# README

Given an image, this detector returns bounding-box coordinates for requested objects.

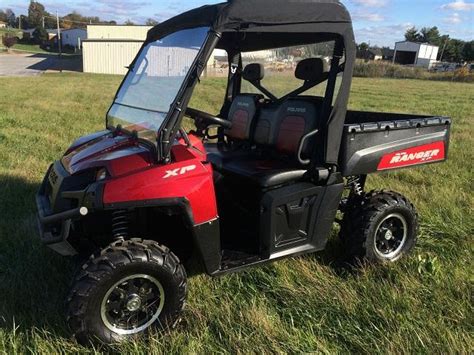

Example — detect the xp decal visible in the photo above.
[163,165,197,179]
[378,141,446,171]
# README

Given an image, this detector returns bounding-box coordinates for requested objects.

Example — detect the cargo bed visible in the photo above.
[339,111,451,176]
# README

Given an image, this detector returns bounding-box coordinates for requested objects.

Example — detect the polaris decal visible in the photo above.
[163,165,197,179]
[377,142,445,170]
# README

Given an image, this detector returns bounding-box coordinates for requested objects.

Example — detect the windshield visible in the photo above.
[107,27,209,140]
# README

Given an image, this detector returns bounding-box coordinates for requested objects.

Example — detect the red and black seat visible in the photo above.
[222,98,322,187]
[206,64,264,169]
[208,58,328,188]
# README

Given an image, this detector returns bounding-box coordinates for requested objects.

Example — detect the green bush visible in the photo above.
[353,60,474,83]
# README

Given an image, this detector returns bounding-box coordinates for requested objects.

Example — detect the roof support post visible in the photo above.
[313,39,343,167]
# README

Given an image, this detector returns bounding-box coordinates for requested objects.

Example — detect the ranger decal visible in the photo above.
[378,142,446,170]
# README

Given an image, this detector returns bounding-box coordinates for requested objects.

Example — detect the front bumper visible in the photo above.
[36,162,103,256]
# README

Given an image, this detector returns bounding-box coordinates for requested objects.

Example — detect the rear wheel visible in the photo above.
[67,239,187,344]
[340,191,418,263]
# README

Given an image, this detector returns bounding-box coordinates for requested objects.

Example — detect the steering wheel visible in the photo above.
[185,108,233,130]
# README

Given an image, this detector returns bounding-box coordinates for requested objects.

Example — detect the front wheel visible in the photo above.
[340,191,419,263]
[67,239,187,344]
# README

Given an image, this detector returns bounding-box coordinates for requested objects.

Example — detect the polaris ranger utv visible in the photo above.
[36,0,451,344]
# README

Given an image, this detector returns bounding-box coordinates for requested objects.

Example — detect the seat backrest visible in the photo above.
[254,99,320,155]
[225,94,262,141]
[253,103,280,146]
[253,58,326,157]
[273,99,320,156]
[225,63,265,141]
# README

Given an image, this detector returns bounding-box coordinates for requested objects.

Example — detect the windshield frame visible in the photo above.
[105,27,214,144]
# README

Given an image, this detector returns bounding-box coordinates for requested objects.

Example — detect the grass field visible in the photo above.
[0,74,472,353]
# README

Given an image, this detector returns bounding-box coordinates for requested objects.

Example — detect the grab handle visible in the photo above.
[297,129,319,165]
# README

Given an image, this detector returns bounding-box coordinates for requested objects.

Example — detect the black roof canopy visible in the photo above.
[147,0,353,49]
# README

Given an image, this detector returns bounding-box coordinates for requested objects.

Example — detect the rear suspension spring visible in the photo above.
[347,176,364,196]
[112,210,129,241]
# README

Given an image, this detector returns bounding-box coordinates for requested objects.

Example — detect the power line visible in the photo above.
[43,14,112,25]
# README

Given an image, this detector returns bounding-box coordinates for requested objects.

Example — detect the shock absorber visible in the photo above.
[347,176,364,196]
[111,210,129,241]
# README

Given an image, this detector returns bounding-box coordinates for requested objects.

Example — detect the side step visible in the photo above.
[220,250,261,271]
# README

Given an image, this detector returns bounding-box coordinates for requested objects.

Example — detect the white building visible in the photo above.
[393,41,439,69]
[61,28,87,49]
[83,25,152,75]
[83,25,218,75]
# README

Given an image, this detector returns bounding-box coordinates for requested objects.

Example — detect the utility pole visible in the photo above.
[440,36,450,62]
[18,15,21,30]
[56,11,62,59]
[42,16,45,28]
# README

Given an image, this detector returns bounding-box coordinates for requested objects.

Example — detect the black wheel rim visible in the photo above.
[100,274,165,335]
[374,213,408,259]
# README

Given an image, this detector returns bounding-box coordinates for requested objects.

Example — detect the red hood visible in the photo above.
[62,131,154,176]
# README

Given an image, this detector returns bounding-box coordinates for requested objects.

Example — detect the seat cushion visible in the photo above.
[222,158,307,188]
[205,143,251,171]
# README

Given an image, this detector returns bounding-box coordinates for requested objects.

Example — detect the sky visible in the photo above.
[1,0,473,47]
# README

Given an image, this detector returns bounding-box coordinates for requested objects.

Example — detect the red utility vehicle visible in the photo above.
[36,0,451,344]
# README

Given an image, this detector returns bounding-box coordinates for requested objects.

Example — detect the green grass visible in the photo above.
[0,28,22,37]
[0,43,50,54]
[0,74,472,353]
[10,43,50,54]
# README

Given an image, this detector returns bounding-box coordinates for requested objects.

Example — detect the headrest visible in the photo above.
[295,58,328,82]
[243,63,265,82]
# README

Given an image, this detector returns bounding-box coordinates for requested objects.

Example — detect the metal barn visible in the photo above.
[82,25,152,75]
[393,41,439,69]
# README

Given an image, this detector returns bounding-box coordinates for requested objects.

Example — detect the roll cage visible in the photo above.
[110,0,356,168]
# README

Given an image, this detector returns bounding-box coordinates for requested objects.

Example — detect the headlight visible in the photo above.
[96,168,108,181]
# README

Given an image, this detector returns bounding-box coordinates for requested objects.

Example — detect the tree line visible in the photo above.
[0,1,159,30]
[404,26,473,63]
[353,26,472,64]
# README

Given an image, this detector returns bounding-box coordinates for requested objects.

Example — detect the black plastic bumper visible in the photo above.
[36,163,86,256]
[36,165,77,256]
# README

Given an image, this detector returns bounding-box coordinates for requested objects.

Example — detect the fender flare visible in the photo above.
[103,198,222,274]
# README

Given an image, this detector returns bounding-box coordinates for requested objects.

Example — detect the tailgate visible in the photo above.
[339,112,451,176]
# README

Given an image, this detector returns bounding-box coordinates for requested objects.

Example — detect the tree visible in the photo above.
[2,35,17,52]
[43,13,56,28]
[28,1,46,28]
[145,18,159,26]
[358,42,369,51]
[405,27,421,42]
[5,9,16,27]
[420,26,441,46]
[462,41,474,62]
[0,10,8,23]
[124,19,135,26]
[33,26,48,44]
[443,39,465,63]
[61,11,83,29]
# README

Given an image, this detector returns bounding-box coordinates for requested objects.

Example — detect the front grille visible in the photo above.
[46,162,95,213]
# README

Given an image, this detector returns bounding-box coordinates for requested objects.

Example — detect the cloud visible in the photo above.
[93,0,151,17]
[353,11,385,22]
[354,22,413,46]
[351,0,389,8]
[441,0,474,11]
[443,12,463,23]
